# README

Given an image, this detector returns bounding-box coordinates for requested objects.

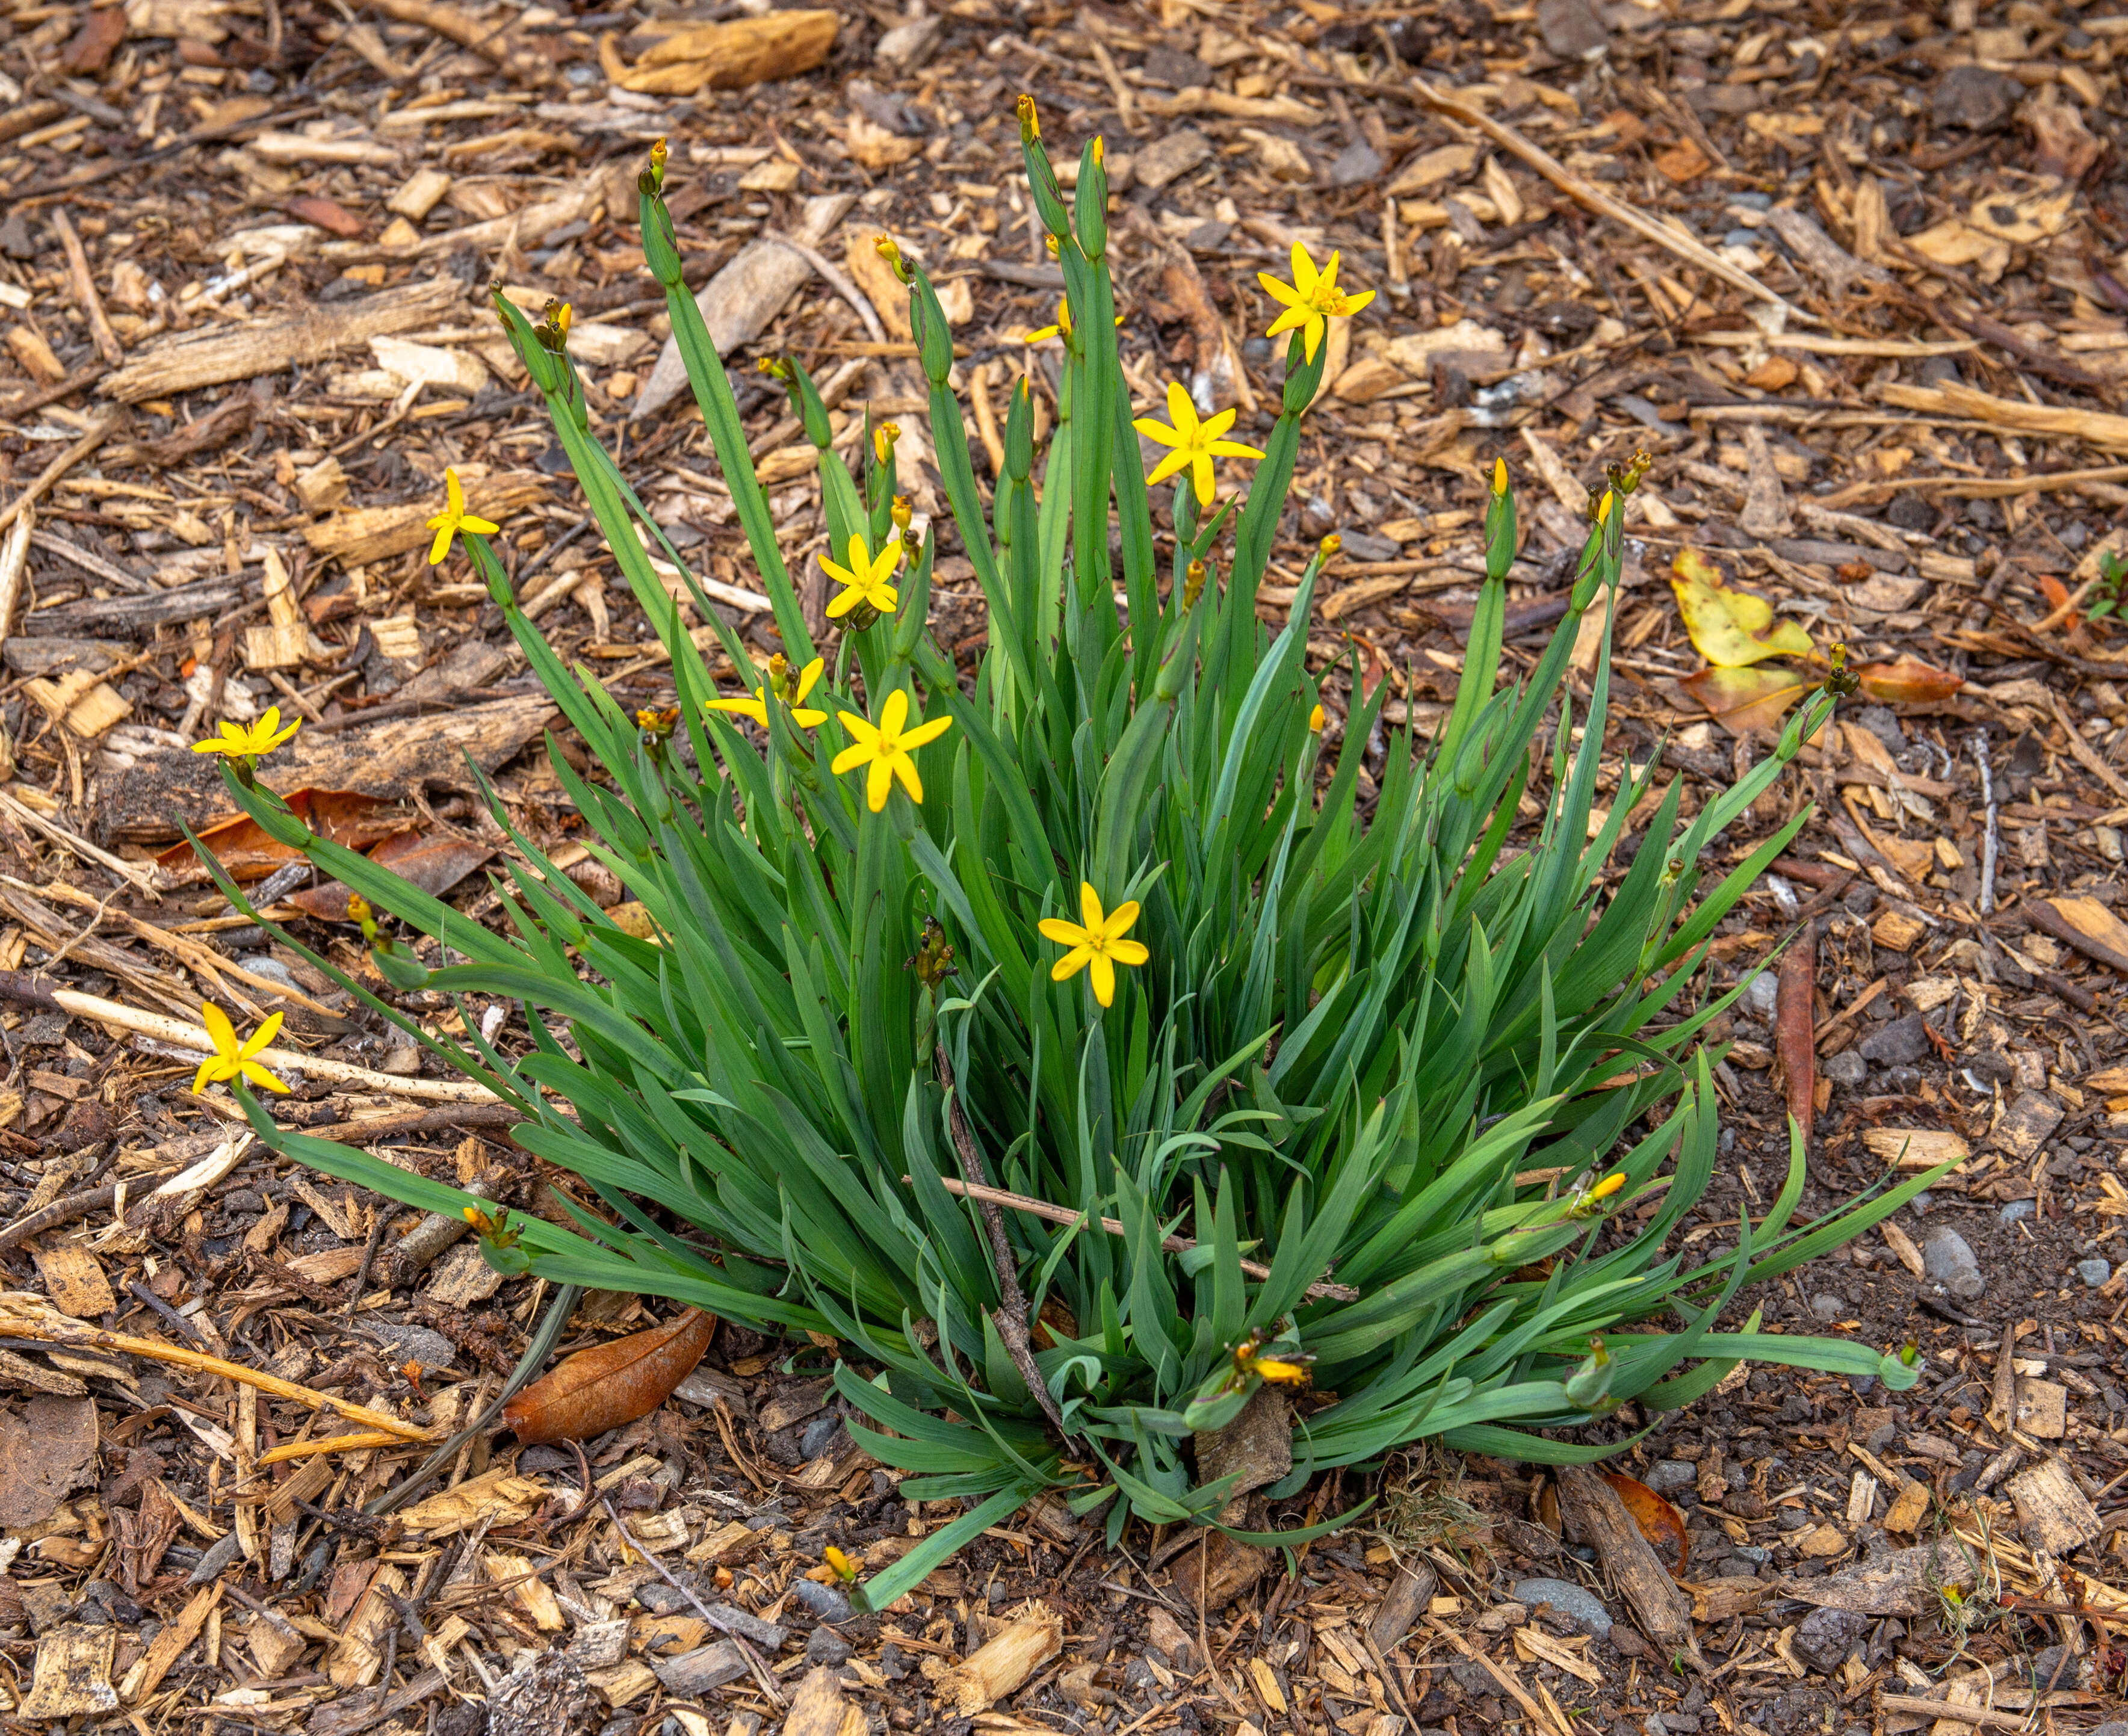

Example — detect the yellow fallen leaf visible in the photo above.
[1671,549,1814,667]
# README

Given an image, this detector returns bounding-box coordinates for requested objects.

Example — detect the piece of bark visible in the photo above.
[939,1603,1063,1716]
[2004,1457,2102,1555]
[25,573,247,638]
[302,472,548,565]
[1196,1385,1292,1507]
[95,694,557,844]
[1781,1542,1975,1615]
[605,9,838,94]
[1556,1466,1697,1661]
[104,277,462,403]
[2026,896,2128,975]
[1775,922,1817,1132]
[1737,424,1793,537]
[1369,1557,1439,1654]
[1758,207,1890,298]
[781,1666,867,1736]
[633,194,854,420]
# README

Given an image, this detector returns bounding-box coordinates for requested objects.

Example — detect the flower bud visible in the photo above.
[1092,135,1104,167]
[1183,558,1206,608]
[1016,94,1039,141]
[1308,703,1326,732]
[1492,456,1509,496]
[874,235,910,284]
[1318,533,1341,561]
[873,422,900,465]
[891,495,912,533]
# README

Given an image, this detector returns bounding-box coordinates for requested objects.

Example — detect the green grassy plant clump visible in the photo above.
[206,111,1943,1607]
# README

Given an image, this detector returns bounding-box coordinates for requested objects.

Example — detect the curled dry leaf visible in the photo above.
[503,1308,717,1446]
[1598,1471,1688,1578]
[1775,927,1817,1133]
[161,788,392,880]
[1670,548,1814,668]
[1855,657,1964,704]
[291,830,496,921]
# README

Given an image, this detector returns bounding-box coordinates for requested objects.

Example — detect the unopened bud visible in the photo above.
[891,495,912,533]
[1491,456,1509,496]
[1016,94,1039,141]
[1183,558,1206,608]
[1319,534,1341,561]
[874,423,900,465]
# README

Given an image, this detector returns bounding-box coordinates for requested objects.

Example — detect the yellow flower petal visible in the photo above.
[1107,938,1150,967]
[1078,882,1104,931]
[1088,952,1116,1007]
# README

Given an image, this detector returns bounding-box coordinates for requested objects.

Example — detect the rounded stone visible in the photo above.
[1511,1577,1613,1639]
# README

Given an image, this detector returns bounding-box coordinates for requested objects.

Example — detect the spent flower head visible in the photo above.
[1258,242,1374,365]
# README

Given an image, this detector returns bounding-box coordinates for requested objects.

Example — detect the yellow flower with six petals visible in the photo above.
[425,467,500,566]
[710,655,828,729]
[1039,882,1149,1009]
[1258,242,1375,365]
[822,534,902,620]
[1133,383,1266,508]
[832,688,953,812]
[191,1002,290,1096]
[191,705,300,761]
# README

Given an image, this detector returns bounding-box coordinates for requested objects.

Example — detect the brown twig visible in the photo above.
[917,1173,1362,1303]
[48,205,123,368]
[935,1046,1071,1438]
[0,364,108,421]
[0,1300,436,1441]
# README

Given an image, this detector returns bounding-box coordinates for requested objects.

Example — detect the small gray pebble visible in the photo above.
[805,1625,852,1666]
[1810,1294,1844,1322]
[1822,1051,1868,1088]
[1511,1577,1612,1638]
[790,1578,852,1624]
[1923,1226,1985,1300]
[2077,1258,2112,1288]
[1644,1460,1696,1494]
[2000,1199,2037,1226]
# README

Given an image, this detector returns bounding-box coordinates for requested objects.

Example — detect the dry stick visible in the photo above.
[0,1182,122,1252]
[0,508,31,649]
[2047,688,2128,805]
[1875,1697,2031,1732]
[1407,76,1811,326]
[1973,732,2000,919]
[17,873,341,1017]
[0,410,119,536]
[921,1173,1362,1303]
[0,1304,436,1441]
[0,786,162,896]
[0,975,501,1103]
[0,365,108,421]
[48,205,123,368]
[934,1047,1070,1438]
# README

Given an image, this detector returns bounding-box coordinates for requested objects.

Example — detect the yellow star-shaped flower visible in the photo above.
[425,467,500,566]
[709,655,828,729]
[1258,242,1375,365]
[191,705,301,761]
[821,534,902,620]
[1038,881,1149,1009]
[1133,382,1266,508]
[831,688,953,812]
[191,1001,290,1096]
